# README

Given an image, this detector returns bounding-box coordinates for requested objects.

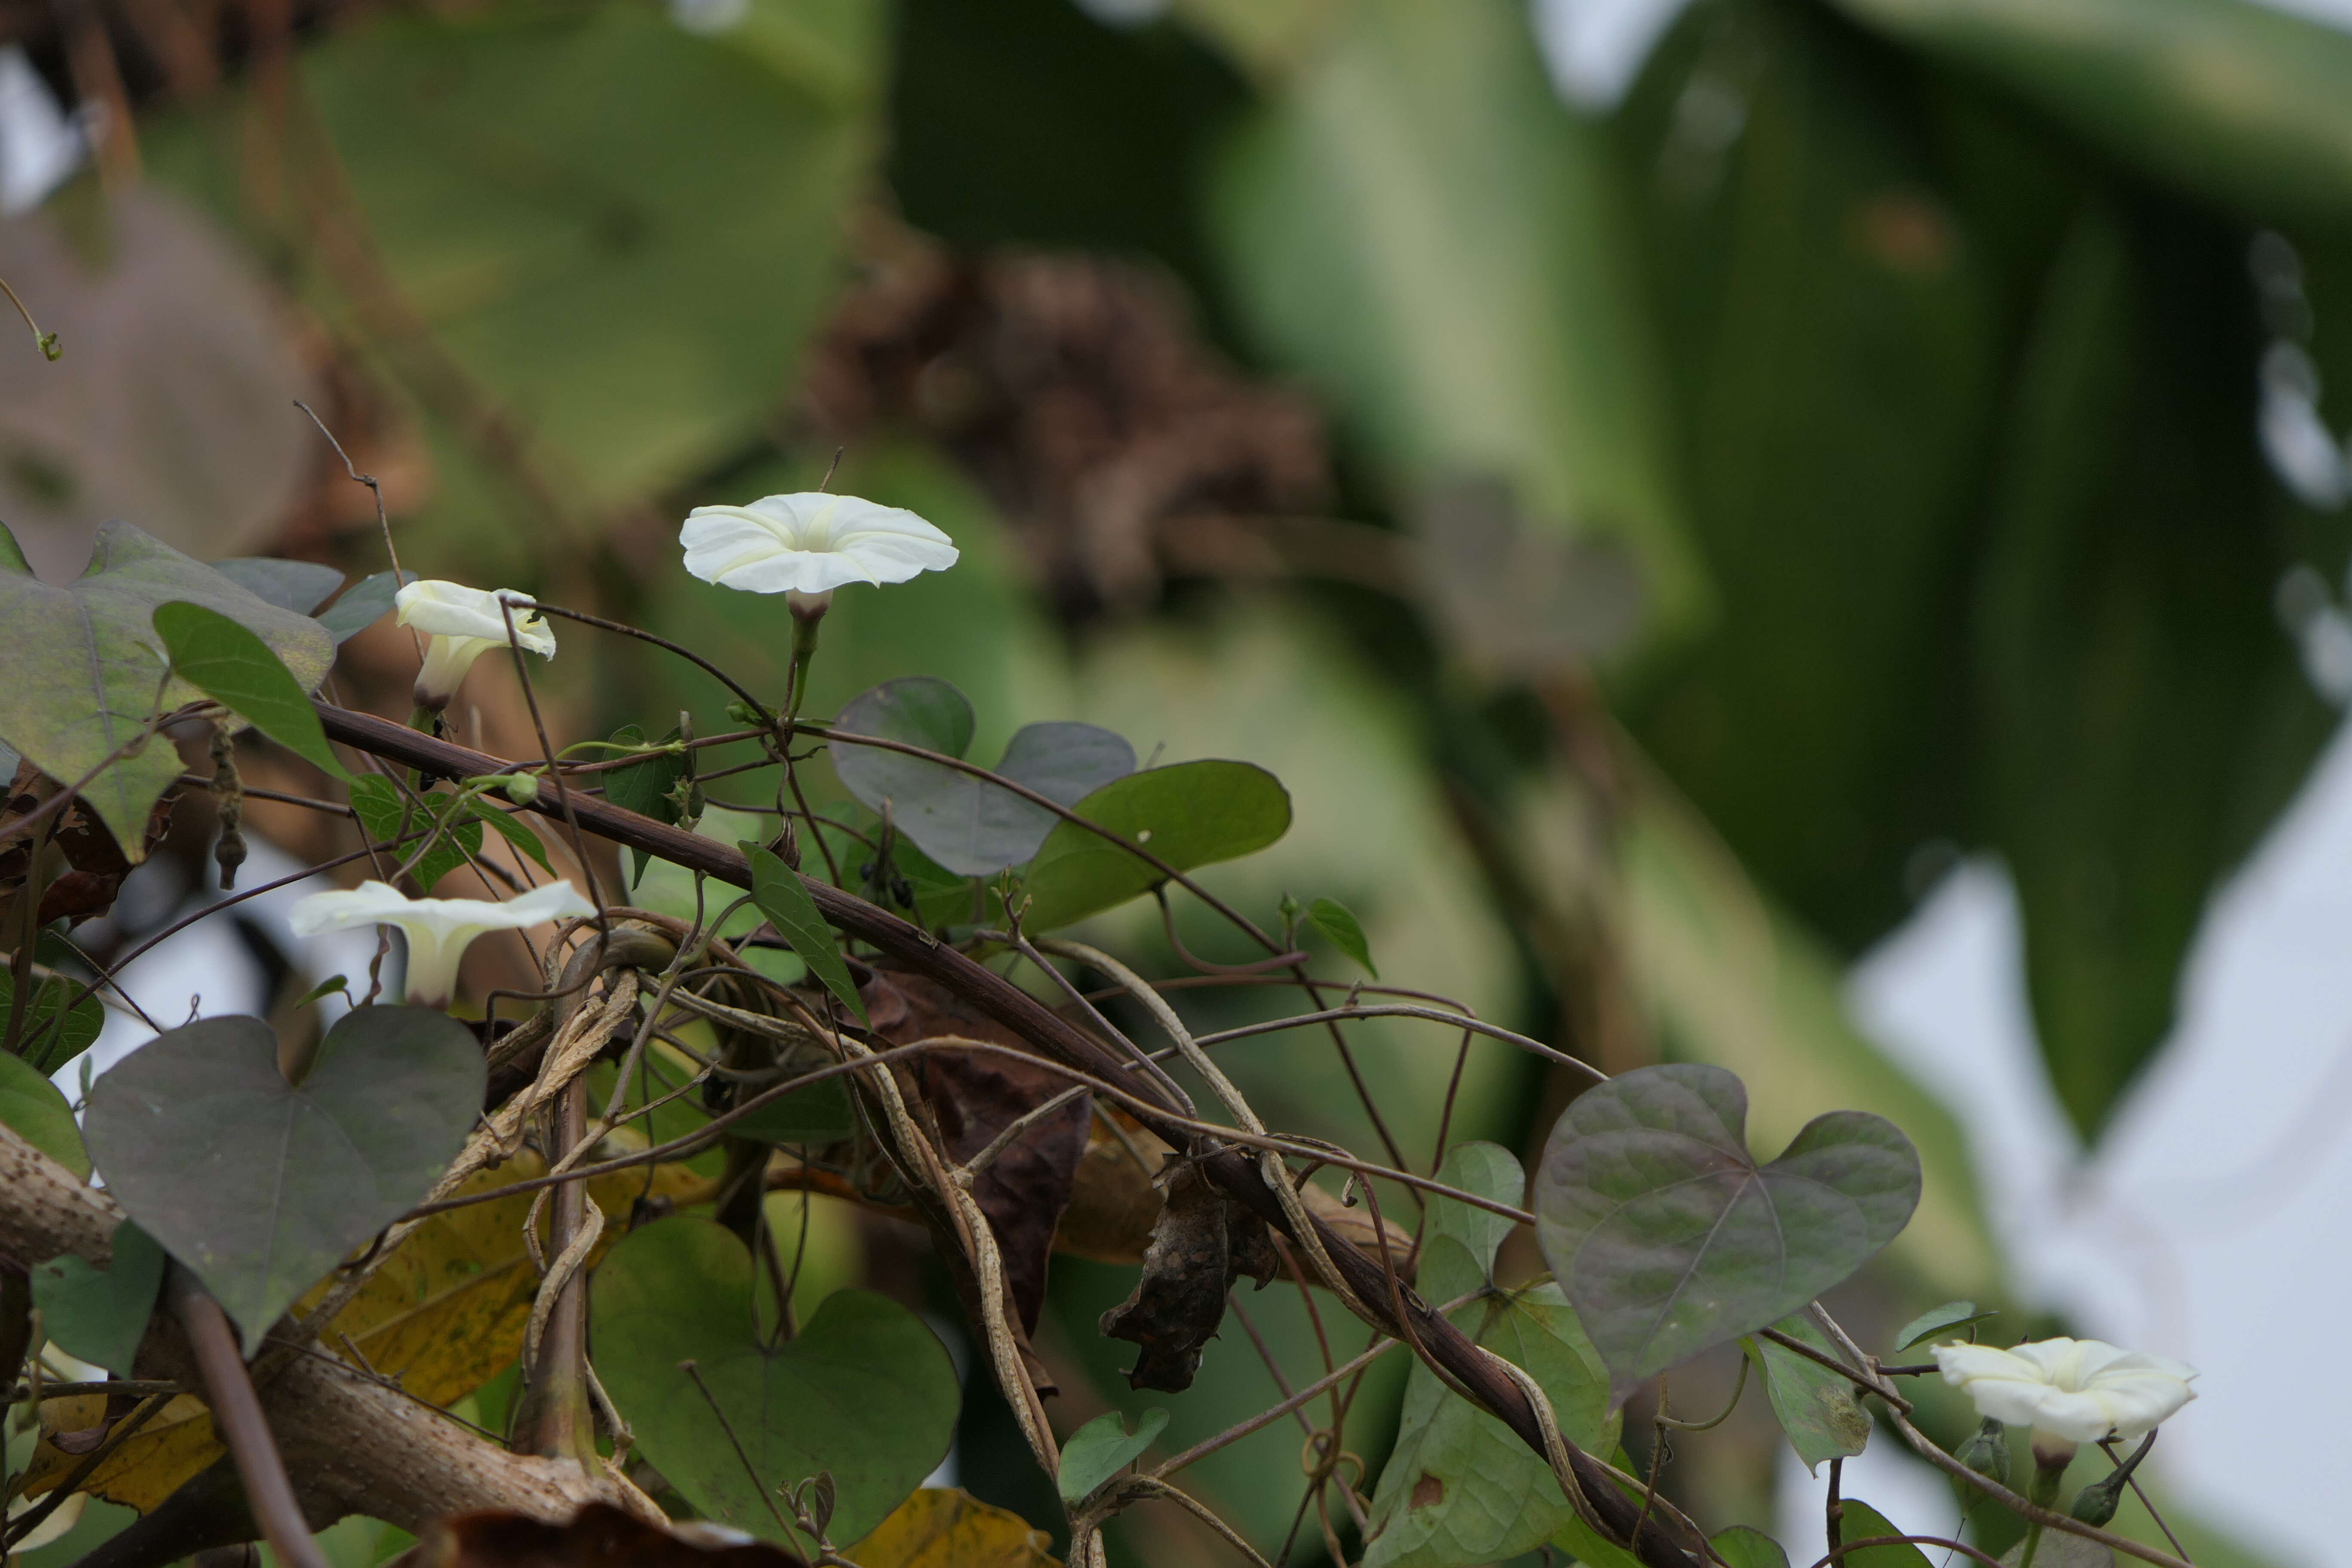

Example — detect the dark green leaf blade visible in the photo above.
[593,1218,959,1550]
[154,600,352,781]
[743,843,867,1026]
[31,1220,167,1375]
[208,558,346,616]
[0,1047,87,1176]
[1742,1314,1870,1473]
[1533,1063,1921,1400]
[466,798,554,875]
[82,1005,483,1347]
[729,1076,858,1147]
[1021,760,1291,932]
[1307,896,1377,977]
[605,725,683,885]
[1840,1501,1932,1566]
[1057,1407,1169,1502]
[1893,1300,1994,1351]
[1362,1143,1614,1568]
[316,570,411,643]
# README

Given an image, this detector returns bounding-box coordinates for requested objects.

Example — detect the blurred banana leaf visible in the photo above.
[1828,0,2352,225]
[1206,0,1703,633]
[148,0,885,521]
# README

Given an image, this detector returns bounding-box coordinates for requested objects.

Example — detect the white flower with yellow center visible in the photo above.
[289,880,594,1007]
[393,579,557,713]
[1934,1336,2196,1461]
[678,493,958,598]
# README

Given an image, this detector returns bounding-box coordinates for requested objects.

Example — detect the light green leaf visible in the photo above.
[348,775,485,895]
[1893,1300,1995,1351]
[0,1047,86,1176]
[1710,1525,1791,1568]
[1363,1143,1614,1568]
[1021,761,1291,932]
[1306,895,1376,976]
[153,600,352,781]
[1839,1501,1932,1566]
[31,1221,166,1375]
[1741,1314,1871,1473]
[1210,0,1697,635]
[1057,1407,1169,1502]
[743,843,867,1026]
[593,1218,959,1551]
[0,520,334,853]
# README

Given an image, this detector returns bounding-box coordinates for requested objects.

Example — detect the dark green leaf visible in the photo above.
[154,600,352,781]
[466,799,553,875]
[1020,761,1291,932]
[1741,1314,1870,1473]
[605,726,683,885]
[832,677,1133,877]
[1533,1063,1921,1399]
[0,520,334,851]
[208,558,346,616]
[31,1221,166,1375]
[592,1218,959,1550]
[1838,1501,1931,1567]
[83,1005,484,1348]
[1057,1406,1169,1502]
[0,1046,86,1176]
[0,968,104,1077]
[1829,0,2352,224]
[1363,1143,1614,1568]
[742,843,867,1026]
[1893,1300,1994,1351]
[316,570,410,643]
[349,775,484,895]
[1208,0,1698,633]
[1710,1526,1791,1568]
[1306,896,1376,977]
[729,1076,859,1147]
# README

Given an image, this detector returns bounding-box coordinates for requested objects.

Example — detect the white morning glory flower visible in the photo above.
[678,493,959,597]
[1934,1337,2197,1456]
[289,879,594,1007]
[394,580,558,713]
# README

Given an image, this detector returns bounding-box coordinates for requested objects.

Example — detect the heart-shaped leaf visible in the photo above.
[1362,1143,1615,1568]
[83,1005,484,1348]
[1057,1407,1169,1502]
[1533,1063,1920,1400]
[0,520,335,852]
[32,1220,167,1375]
[0,1046,86,1176]
[208,558,346,616]
[315,570,412,644]
[831,676,1135,877]
[1741,1313,1869,1473]
[154,600,352,781]
[592,1218,959,1550]
[1020,760,1292,932]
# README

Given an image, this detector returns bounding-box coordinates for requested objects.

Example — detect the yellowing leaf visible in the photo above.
[17,1394,218,1512]
[848,1488,1060,1568]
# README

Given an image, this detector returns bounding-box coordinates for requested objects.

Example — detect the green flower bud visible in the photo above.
[2069,1470,2128,1528]
[1952,1418,2010,1486]
[725,699,768,726]
[504,773,541,805]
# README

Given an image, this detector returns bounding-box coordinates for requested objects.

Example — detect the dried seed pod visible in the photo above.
[209,727,247,891]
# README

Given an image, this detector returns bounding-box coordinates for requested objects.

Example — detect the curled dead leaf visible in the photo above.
[399,1501,808,1568]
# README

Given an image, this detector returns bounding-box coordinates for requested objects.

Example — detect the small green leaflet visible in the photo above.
[1057,1407,1168,1501]
[742,843,867,1026]
[292,974,349,1009]
[1893,1299,1996,1351]
[1741,1313,1870,1472]
[349,774,484,894]
[1307,896,1377,977]
[153,600,351,781]
[1709,1526,1790,1568]
[0,1047,87,1176]
[31,1220,167,1375]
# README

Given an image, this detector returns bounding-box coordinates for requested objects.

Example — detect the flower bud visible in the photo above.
[1953,1418,2010,1487]
[725,699,767,726]
[504,773,541,806]
[2070,1470,2127,1528]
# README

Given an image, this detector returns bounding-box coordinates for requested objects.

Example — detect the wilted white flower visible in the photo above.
[1934,1337,2196,1457]
[678,493,958,597]
[394,579,557,713]
[289,879,594,1007]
